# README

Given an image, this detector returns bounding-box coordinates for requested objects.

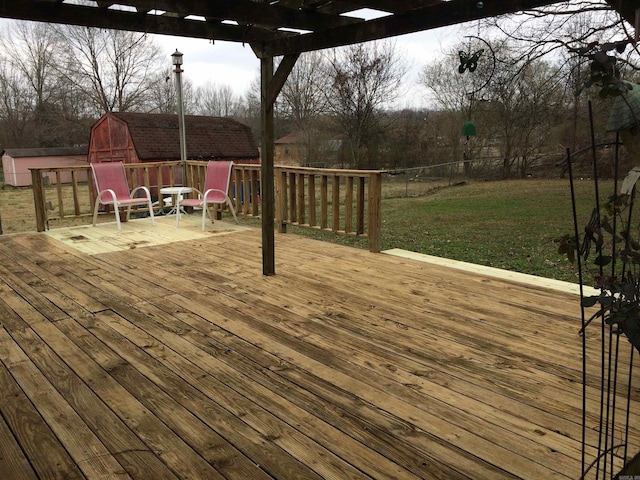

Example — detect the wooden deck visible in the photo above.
[1,217,639,479]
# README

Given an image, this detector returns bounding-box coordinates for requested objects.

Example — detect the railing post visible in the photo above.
[31,169,47,232]
[368,171,382,253]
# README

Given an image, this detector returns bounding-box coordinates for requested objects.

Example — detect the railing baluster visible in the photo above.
[297,173,305,226]
[72,170,81,215]
[308,174,316,227]
[345,176,353,234]
[251,168,260,217]
[357,177,365,235]
[55,171,64,219]
[321,175,328,230]
[276,167,286,233]
[289,172,297,224]
[332,174,340,232]
[242,167,251,215]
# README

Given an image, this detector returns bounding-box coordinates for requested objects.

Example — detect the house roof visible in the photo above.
[275,133,303,145]
[1,146,88,158]
[109,112,259,161]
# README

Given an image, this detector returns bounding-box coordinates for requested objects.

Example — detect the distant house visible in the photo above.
[1,146,89,187]
[275,132,347,168]
[275,133,306,166]
[89,112,259,165]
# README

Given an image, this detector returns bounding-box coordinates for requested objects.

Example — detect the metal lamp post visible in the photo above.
[171,49,187,162]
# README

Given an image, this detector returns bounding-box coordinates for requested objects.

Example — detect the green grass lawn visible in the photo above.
[1,177,615,284]
[280,178,615,284]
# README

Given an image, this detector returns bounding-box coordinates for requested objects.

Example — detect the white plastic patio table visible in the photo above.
[159,186,193,221]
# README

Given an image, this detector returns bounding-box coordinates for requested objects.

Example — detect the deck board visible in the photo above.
[0,219,639,479]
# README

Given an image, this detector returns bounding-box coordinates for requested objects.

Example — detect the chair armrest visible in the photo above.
[203,188,226,202]
[130,185,152,199]
[97,188,118,205]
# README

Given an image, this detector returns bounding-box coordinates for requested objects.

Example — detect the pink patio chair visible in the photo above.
[91,161,155,230]
[177,161,238,230]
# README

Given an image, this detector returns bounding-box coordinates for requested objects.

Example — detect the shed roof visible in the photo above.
[109,112,259,161]
[2,146,88,158]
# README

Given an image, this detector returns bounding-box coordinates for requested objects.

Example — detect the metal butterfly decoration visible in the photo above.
[458,48,485,73]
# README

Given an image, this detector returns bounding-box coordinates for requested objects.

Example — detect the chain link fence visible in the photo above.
[381,155,568,198]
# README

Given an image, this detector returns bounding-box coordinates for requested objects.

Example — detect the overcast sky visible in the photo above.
[153,24,460,109]
[0,14,461,109]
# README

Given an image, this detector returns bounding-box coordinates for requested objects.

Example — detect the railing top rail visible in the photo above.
[185,160,259,166]
[121,160,181,168]
[29,160,182,173]
[276,166,383,176]
[29,165,91,173]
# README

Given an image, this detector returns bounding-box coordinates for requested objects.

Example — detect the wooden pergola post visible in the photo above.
[260,56,276,276]
[258,53,299,276]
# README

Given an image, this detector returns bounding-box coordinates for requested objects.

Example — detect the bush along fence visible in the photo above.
[29,161,383,252]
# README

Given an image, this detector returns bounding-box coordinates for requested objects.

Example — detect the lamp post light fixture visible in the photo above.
[171,49,187,162]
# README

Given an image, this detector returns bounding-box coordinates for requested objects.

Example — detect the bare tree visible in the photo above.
[0,22,60,113]
[194,82,241,117]
[483,1,638,72]
[322,41,406,169]
[0,21,95,147]
[278,52,329,165]
[56,26,165,114]
[0,58,33,147]
[486,2,640,171]
[419,41,484,164]
[490,55,567,177]
[421,39,567,177]
[144,67,177,114]
[143,67,198,116]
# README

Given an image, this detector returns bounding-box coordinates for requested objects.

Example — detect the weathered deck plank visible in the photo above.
[0,221,638,479]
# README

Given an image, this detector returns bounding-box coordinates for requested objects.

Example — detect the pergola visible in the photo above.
[0,0,635,274]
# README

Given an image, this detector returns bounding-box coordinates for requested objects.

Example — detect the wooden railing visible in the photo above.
[30,161,382,252]
[275,166,382,252]
[30,161,184,231]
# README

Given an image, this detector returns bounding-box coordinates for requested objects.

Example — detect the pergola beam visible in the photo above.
[0,1,288,43]
[253,0,564,57]
[605,0,640,28]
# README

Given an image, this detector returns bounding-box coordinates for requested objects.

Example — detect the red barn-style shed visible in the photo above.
[88,112,259,197]
[89,112,259,165]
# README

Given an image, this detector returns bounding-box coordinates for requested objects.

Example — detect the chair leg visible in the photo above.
[92,200,100,227]
[147,197,156,226]
[226,196,238,224]
[201,204,208,231]
[115,205,122,230]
